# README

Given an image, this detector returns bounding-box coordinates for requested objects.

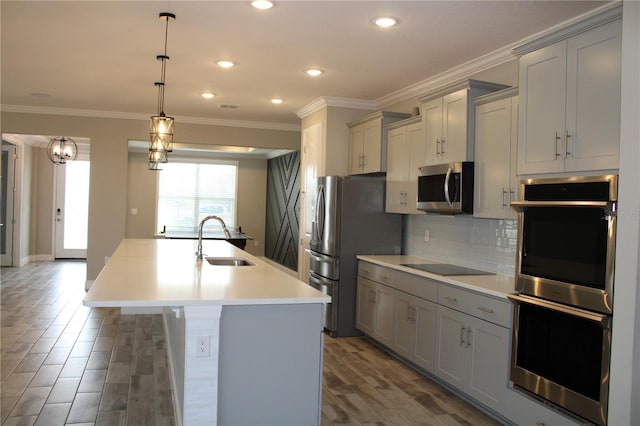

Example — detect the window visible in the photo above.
[157,161,237,233]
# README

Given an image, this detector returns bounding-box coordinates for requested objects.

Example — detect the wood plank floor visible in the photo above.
[1,261,500,425]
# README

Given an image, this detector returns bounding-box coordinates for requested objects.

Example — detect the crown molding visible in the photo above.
[376,47,516,108]
[376,2,620,109]
[0,104,301,132]
[296,96,377,119]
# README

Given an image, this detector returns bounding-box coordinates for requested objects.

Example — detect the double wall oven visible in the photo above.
[508,175,617,426]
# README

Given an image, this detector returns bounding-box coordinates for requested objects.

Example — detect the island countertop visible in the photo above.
[84,238,330,308]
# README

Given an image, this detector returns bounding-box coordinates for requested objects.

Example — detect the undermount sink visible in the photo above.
[205,256,254,266]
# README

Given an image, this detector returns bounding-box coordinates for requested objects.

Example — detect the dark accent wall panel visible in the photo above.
[265,151,300,271]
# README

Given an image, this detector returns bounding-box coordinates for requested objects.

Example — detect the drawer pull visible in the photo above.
[361,270,369,276]
[460,326,465,345]
[477,306,495,314]
[443,295,457,302]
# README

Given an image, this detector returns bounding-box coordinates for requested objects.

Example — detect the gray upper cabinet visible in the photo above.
[419,80,509,167]
[473,88,519,220]
[347,111,411,175]
[515,13,622,175]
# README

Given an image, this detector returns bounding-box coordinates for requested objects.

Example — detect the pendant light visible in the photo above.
[149,12,176,170]
[47,136,78,165]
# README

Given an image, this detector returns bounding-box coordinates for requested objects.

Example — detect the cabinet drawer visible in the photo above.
[395,271,438,302]
[358,261,395,287]
[438,285,511,327]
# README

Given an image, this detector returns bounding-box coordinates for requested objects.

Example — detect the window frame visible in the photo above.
[155,156,239,234]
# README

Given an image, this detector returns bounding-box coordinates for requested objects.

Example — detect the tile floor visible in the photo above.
[1,260,497,426]
[1,261,174,426]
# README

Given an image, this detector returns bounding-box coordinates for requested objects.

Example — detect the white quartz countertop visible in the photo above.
[357,255,516,299]
[84,239,330,308]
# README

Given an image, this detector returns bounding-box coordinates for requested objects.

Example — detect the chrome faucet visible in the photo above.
[196,215,232,259]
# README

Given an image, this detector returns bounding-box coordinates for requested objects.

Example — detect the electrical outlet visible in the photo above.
[424,229,430,242]
[197,335,210,357]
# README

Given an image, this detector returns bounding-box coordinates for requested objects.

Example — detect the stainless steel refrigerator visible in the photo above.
[308,175,402,337]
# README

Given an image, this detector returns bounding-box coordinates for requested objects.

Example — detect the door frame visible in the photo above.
[1,143,17,266]
[52,151,90,259]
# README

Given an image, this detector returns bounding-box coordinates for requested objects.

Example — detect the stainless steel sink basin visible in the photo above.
[205,257,254,266]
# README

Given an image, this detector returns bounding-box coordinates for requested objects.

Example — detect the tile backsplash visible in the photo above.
[404,214,518,276]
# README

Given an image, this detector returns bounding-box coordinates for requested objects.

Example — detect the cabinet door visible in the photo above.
[356,277,375,335]
[518,42,567,174]
[362,119,383,174]
[349,124,364,174]
[412,296,437,372]
[474,97,514,219]
[386,127,408,213]
[435,306,467,389]
[441,89,469,163]
[374,282,395,347]
[393,290,414,358]
[422,98,443,165]
[565,20,621,172]
[406,122,425,214]
[466,316,509,413]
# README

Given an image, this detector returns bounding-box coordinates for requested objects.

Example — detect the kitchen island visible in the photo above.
[84,238,330,426]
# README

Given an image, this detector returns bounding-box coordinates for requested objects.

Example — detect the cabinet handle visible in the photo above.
[554,132,562,158]
[441,139,446,155]
[477,306,495,314]
[369,289,377,303]
[436,139,441,156]
[466,328,472,348]
[502,188,508,207]
[565,130,572,157]
[460,326,465,346]
[407,305,412,321]
[361,269,369,277]
[509,189,515,202]
[443,295,457,302]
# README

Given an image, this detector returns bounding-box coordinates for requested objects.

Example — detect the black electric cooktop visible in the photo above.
[401,263,495,276]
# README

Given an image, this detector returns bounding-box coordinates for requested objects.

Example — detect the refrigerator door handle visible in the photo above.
[315,184,325,241]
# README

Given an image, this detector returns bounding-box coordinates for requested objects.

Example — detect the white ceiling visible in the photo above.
[1,1,609,130]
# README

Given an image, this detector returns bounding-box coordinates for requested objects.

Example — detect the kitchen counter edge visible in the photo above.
[356,255,516,299]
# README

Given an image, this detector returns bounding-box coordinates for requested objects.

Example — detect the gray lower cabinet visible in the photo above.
[356,275,395,347]
[393,290,437,372]
[434,305,509,413]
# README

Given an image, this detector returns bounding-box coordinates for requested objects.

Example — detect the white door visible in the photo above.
[55,160,90,259]
[1,143,16,266]
[298,123,322,282]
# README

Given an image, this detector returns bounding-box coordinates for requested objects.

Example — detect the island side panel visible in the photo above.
[217,303,324,426]
[163,307,186,425]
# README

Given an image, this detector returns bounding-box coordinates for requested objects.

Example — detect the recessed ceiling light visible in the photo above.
[217,60,235,68]
[271,98,284,104]
[305,69,324,77]
[201,92,215,99]
[251,1,273,10]
[373,17,398,28]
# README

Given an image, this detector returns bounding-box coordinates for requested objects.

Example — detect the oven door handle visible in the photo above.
[507,294,611,328]
[510,200,616,214]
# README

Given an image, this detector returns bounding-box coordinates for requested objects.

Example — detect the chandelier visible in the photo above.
[47,136,78,165]
[149,12,176,171]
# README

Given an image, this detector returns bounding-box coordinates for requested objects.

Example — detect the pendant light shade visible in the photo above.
[150,113,174,152]
[47,136,78,165]
[149,12,176,170]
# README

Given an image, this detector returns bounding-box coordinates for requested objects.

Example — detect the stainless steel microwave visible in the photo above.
[417,162,474,214]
